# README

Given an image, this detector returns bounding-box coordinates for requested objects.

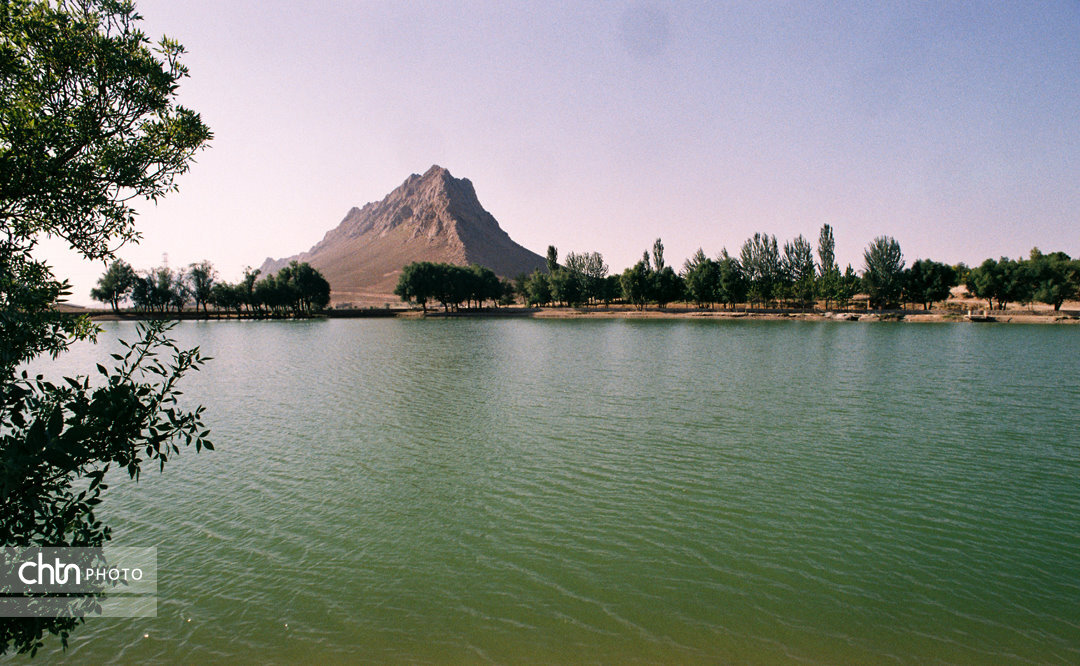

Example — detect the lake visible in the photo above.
[23,318,1080,663]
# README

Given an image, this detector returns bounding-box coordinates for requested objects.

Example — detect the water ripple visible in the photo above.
[23,319,1080,664]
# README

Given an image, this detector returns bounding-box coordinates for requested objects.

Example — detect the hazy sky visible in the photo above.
[43,1,1080,304]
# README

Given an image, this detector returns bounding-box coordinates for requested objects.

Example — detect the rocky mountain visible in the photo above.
[260,165,547,305]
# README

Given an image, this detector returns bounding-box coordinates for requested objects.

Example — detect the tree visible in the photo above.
[525,269,551,306]
[1000,258,1034,308]
[187,260,216,314]
[966,257,1030,310]
[467,264,501,309]
[128,265,177,314]
[512,273,529,306]
[837,265,860,308]
[253,274,284,314]
[497,278,516,307]
[564,251,607,304]
[652,238,665,272]
[241,267,261,312]
[582,252,609,304]
[291,261,331,314]
[1029,249,1078,312]
[740,233,780,308]
[652,266,683,308]
[549,267,584,306]
[924,261,958,307]
[952,262,971,285]
[862,236,905,309]
[129,273,152,313]
[1,0,212,654]
[816,224,840,309]
[89,260,136,312]
[683,248,718,309]
[966,258,1002,310]
[563,251,588,277]
[168,267,190,312]
[404,263,445,312]
[209,281,243,315]
[782,235,815,307]
[258,261,331,316]
[903,259,957,310]
[648,240,682,307]
[600,274,622,305]
[436,264,471,311]
[145,265,183,313]
[123,266,192,314]
[546,245,558,273]
[620,260,651,310]
[716,250,747,309]
[902,260,926,309]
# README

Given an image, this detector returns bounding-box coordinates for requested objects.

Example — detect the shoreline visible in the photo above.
[73,306,1080,325]
[416,307,1080,324]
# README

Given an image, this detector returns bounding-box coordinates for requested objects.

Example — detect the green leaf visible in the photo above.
[46,408,64,437]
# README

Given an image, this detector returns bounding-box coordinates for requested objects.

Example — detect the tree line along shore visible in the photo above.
[89,259,330,317]
[87,226,1079,320]
[392,226,1080,316]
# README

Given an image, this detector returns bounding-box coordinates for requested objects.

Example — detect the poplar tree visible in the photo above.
[816,224,840,309]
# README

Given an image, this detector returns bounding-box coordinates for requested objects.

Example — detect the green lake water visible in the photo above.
[21,318,1080,663]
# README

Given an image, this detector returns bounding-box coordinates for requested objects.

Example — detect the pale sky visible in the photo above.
[43,1,1080,305]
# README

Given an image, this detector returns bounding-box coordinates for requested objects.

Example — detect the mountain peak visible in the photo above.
[258,167,546,304]
[422,164,450,178]
[382,165,483,235]
[406,164,457,191]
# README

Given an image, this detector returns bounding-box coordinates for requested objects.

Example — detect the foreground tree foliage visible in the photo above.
[1,0,212,654]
